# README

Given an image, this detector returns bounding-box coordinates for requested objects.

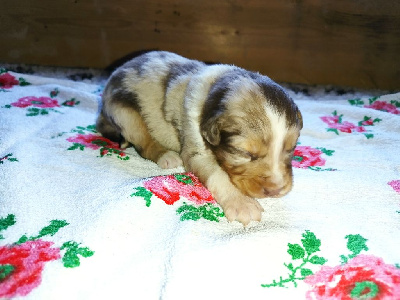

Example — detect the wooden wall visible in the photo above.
[1,0,399,89]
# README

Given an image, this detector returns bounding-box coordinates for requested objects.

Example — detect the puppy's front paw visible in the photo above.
[157,151,183,169]
[221,196,264,226]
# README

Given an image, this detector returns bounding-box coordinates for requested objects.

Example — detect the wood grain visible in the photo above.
[1,0,399,89]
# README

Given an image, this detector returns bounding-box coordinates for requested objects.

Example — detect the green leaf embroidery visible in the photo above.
[309,255,328,265]
[92,140,108,147]
[38,220,69,238]
[18,78,31,86]
[340,234,368,264]
[292,156,303,162]
[348,98,364,106]
[327,128,339,135]
[131,187,153,207]
[0,214,16,239]
[351,281,379,299]
[68,143,85,151]
[390,100,400,108]
[300,268,313,277]
[368,96,379,104]
[60,241,95,268]
[16,220,69,244]
[0,264,15,282]
[287,243,305,260]
[316,147,335,156]
[176,202,224,222]
[26,108,40,116]
[71,124,97,134]
[174,174,193,185]
[301,230,321,255]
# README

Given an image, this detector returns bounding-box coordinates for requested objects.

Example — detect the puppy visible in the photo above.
[96,51,303,225]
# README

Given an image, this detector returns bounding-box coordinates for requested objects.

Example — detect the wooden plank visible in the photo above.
[0,0,399,89]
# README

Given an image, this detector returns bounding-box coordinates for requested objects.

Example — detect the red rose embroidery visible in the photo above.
[66,133,129,160]
[320,115,365,133]
[11,96,60,108]
[365,101,400,115]
[0,73,19,89]
[67,133,120,150]
[143,173,215,205]
[0,240,60,298]
[292,146,326,169]
[305,255,400,300]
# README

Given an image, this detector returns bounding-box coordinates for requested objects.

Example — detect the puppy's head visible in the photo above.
[201,70,302,199]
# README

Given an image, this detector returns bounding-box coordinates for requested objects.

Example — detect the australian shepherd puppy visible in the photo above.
[96,51,303,225]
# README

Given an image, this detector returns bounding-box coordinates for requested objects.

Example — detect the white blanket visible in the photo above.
[1,69,399,299]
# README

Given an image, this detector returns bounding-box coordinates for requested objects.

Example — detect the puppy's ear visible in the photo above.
[297,109,303,129]
[201,116,221,146]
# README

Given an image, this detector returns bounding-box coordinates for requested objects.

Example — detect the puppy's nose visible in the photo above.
[263,187,282,197]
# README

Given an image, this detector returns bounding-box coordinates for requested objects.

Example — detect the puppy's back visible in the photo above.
[96,51,206,150]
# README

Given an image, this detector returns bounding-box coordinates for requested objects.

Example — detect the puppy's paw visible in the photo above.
[221,196,264,226]
[157,151,183,169]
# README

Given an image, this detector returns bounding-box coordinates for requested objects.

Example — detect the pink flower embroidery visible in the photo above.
[388,180,400,194]
[0,73,19,89]
[62,99,77,107]
[365,101,400,115]
[320,115,365,133]
[292,146,326,169]
[143,173,215,205]
[67,133,120,150]
[305,254,400,300]
[0,240,61,298]
[11,96,60,108]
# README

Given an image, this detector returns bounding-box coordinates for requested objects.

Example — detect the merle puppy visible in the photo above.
[96,51,303,225]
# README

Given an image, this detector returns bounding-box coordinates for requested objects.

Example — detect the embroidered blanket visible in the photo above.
[1,68,399,300]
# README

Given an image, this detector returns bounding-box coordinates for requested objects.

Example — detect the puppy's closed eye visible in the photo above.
[285,146,296,154]
[246,152,260,161]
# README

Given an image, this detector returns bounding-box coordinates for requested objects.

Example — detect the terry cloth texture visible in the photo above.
[0,68,400,299]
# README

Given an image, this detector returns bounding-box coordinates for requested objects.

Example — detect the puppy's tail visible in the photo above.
[96,112,127,147]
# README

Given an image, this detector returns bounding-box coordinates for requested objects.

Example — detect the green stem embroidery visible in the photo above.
[261,231,327,288]
[308,166,337,172]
